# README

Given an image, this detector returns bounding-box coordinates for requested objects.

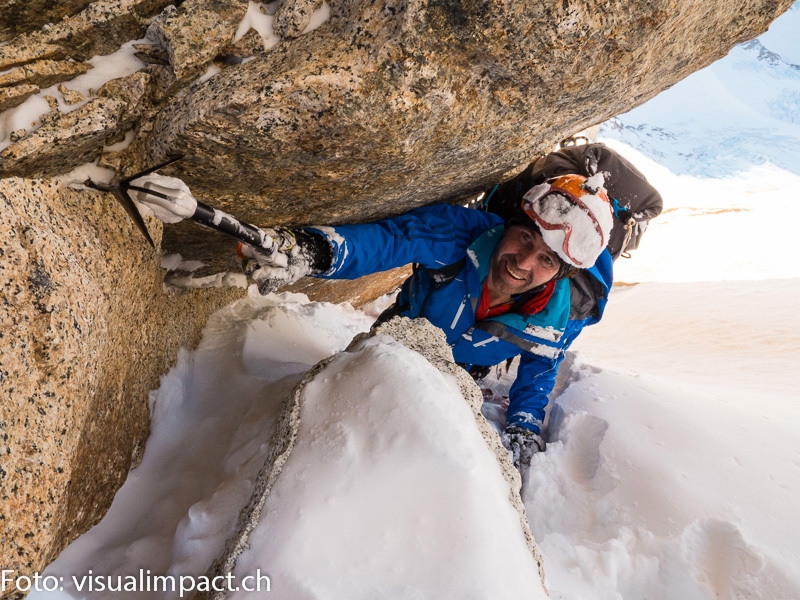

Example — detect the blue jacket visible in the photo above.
[311,203,613,434]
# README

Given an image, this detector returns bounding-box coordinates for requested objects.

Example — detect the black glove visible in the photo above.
[615,208,632,222]
[239,228,333,295]
[501,425,545,469]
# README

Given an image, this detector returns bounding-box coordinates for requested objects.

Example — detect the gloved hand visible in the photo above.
[238,228,333,295]
[128,173,197,224]
[501,425,545,469]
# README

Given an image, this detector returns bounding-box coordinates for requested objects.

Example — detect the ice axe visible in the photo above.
[85,157,284,256]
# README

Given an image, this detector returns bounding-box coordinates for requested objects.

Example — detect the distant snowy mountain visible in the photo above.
[600,2,800,177]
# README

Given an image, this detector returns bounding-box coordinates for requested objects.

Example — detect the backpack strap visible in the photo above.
[372,256,467,327]
[471,320,561,359]
[423,256,467,289]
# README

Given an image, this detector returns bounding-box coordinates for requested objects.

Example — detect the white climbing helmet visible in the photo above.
[520,173,614,268]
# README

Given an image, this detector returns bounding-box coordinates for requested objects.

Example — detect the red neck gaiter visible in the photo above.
[475,279,556,321]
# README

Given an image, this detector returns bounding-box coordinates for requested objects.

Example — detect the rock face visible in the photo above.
[136,0,792,246]
[0,179,242,597]
[0,0,95,43]
[0,0,791,265]
[201,317,546,599]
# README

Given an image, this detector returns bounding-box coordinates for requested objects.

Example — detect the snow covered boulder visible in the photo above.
[204,316,547,598]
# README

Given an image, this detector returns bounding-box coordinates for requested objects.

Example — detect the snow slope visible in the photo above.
[25,298,375,599]
[229,332,546,600]
[601,2,800,177]
[520,276,800,598]
[477,138,800,599]
[28,293,548,600]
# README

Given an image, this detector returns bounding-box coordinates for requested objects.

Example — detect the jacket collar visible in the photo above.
[466,225,504,282]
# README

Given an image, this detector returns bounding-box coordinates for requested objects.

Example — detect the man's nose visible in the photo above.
[516,248,544,271]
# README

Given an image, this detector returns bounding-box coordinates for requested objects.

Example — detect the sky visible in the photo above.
[14,2,800,599]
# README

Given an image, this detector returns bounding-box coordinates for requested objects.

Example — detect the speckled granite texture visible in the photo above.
[0,178,243,596]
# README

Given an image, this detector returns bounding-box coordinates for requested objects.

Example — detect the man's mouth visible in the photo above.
[505,262,526,281]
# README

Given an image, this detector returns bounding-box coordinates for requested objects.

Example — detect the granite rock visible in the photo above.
[0,60,91,90]
[284,265,412,308]
[57,85,86,106]
[98,70,155,129]
[131,0,793,266]
[0,0,95,44]
[273,0,323,38]
[0,98,126,178]
[0,0,795,591]
[0,0,172,71]
[0,178,243,597]
[0,85,40,113]
[145,0,249,81]
[221,28,267,59]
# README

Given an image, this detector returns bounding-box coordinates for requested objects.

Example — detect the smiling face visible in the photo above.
[487,224,562,307]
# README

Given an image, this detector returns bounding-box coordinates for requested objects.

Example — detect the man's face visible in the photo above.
[487,225,562,303]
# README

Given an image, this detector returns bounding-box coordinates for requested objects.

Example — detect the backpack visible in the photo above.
[482,143,663,259]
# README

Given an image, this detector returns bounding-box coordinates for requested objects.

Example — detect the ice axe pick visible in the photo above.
[84,157,283,256]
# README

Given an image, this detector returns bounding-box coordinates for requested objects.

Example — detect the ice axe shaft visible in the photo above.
[126,182,279,255]
[86,154,280,255]
[189,202,272,250]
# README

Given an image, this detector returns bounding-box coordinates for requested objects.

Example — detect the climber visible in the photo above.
[133,143,661,470]
[235,175,617,470]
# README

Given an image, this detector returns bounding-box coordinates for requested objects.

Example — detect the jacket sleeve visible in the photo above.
[506,352,564,435]
[308,204,502,280]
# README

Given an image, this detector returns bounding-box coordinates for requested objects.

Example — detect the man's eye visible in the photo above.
[542,256,554,268]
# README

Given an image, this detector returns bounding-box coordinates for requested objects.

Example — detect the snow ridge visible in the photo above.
[200,315,547,600]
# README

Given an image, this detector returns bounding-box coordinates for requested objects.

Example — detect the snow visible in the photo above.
[585,172,607,193]
[476,132,800,598]
[161,253,207,273]
[527,284,800,595]
[29,291,548,599]
[27,295,374,600]
[233,0,331,50]
[229,333,546,599]
[55,162,117,187]
[599,139,800,284]
[302,1,331,35]
[1,0,333,149]
[30,135,800,598]
[0,40,147,150]
[756,2,800,65]
[234,2,281,50]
